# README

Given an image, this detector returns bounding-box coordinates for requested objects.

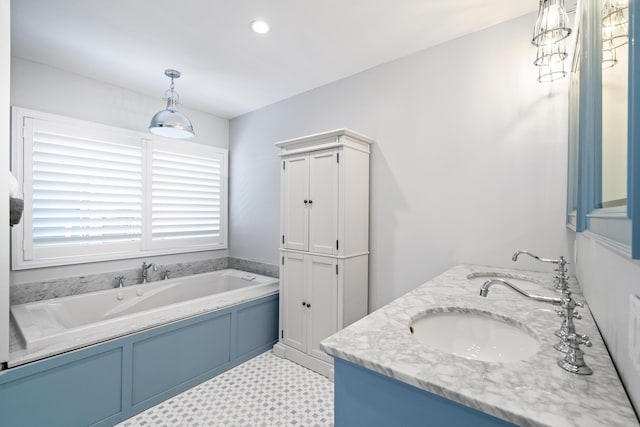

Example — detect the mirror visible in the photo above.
[567,36,580,227]
[600,3,629,208]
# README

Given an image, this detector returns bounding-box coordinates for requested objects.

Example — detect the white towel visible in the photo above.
[9,170,21,198]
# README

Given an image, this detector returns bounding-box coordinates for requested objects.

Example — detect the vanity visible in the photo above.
[321,264,639,427]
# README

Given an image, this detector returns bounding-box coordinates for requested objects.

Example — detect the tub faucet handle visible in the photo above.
[115,276,125,288]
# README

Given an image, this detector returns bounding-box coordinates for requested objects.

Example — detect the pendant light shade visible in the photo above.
[531,0,572,83]
[602,0,629,50]
[537,55,567,82]
[149,69,195,139]
[534,39,568,67]
[602,39,618,69]
[532,0,572,47]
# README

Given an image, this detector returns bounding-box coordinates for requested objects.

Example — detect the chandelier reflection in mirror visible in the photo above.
[149,69,196,139]
[602,0,629,69]
[532,0,572,83]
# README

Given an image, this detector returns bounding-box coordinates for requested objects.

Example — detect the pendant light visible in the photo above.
[602,39,618,69]
[532,0,572,47]
[537,53,568,82]
[532,0,571,83]
[148,69,195,139]
[602,0,629,50]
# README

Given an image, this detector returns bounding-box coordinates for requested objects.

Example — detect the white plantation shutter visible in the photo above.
[24,118,143,260]
[150,140,226,249]
[13,109,227,269]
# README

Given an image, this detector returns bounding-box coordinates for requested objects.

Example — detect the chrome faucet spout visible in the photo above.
[141,261,158,284]
[512,250,565,265]
[479,279,562,305]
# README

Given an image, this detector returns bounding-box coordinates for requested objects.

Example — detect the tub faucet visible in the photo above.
[141,262,158,284]
[480,278,593,375]
[115,276,125,288]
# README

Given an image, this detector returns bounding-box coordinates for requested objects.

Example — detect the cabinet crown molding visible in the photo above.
[275,128,374,156]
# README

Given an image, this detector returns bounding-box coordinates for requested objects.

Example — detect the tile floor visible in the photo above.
[117,351,334,427]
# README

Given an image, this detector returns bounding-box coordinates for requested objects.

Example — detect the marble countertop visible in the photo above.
[321,264,639,427]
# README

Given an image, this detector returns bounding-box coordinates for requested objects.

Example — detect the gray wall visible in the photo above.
[229,13,571,311]
[10,57,230,285]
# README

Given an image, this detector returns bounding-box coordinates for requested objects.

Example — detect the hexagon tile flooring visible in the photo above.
[117,351,334,427]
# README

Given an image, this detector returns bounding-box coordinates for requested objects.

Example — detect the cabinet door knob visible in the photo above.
[304,200,308,204]
[306,303,311,308]
[308,200,313,204]
[302,301,306,306]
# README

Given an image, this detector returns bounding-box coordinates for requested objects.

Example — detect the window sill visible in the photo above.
[586,207,631,247]
[11,244,228,270]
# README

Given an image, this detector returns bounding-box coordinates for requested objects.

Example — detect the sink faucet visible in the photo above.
[480,278,593,375]
[479,279,562,305]
[141,261,158,284]
[512,250,569,292]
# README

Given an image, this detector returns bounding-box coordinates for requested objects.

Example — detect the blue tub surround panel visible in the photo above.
[0,294,278,427]
[321,265,639,427]
[335,358,516,427]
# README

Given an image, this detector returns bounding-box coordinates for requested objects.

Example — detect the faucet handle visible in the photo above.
[567,332,593,347]
[577,334,592,347]
[574,300,584,308]
[572,311,582,320]
[162,270,170,280]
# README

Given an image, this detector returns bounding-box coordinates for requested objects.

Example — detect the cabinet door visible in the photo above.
[282,155,309,251]
[307,255,338,363]
[281,252,306,352]
[308,150,338,255]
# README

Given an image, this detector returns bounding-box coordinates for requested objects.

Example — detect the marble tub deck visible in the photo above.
[321,264,639,427]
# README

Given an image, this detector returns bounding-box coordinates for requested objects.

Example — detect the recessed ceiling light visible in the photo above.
[250,20,270,34]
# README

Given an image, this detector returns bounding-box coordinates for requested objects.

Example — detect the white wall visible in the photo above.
[1,0,11,363]
[10,57,230,285]
[575,234,640,411]
[229,13,571,311]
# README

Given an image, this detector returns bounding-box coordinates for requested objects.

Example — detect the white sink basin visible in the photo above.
[410,310,539,363]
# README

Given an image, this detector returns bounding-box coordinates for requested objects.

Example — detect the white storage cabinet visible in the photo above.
[273,129,372,378]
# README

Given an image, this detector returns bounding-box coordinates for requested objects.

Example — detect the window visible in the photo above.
[11,108,227,269]
[150,140,225,250]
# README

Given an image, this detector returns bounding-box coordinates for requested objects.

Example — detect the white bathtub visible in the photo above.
[11,269,279,355]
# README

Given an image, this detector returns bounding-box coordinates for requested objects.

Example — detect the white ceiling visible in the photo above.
[11,1,538,119]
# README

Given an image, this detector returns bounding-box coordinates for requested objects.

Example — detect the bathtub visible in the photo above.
[11,269,279,355]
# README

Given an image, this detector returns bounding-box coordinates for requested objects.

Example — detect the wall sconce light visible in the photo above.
[149,69,195,139]
[532,0,572,83]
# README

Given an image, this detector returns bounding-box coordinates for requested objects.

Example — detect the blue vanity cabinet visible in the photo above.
[334,358,517,427]
[0,294,278,427]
